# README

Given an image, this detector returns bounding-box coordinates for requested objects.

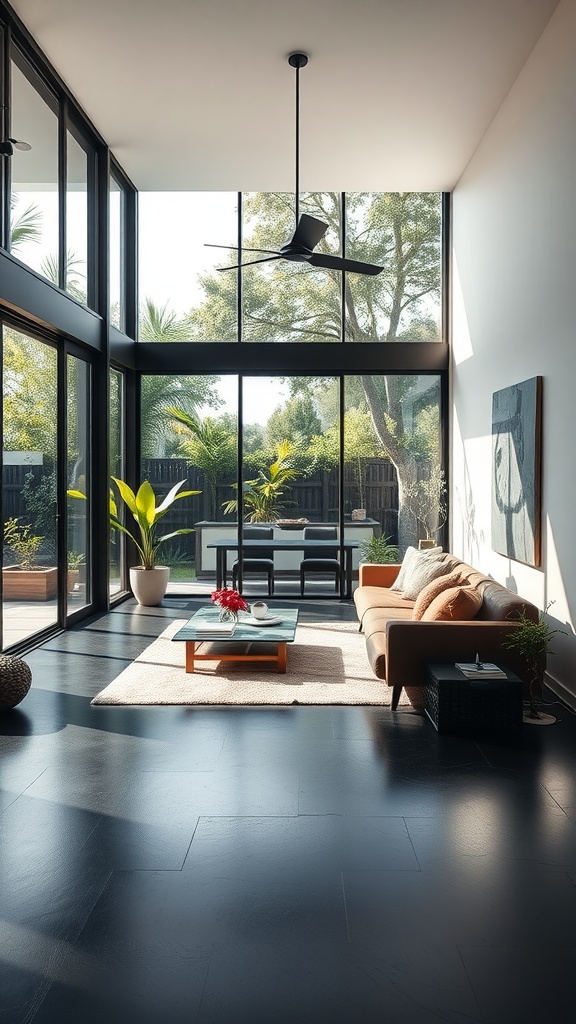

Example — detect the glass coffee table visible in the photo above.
[172,607,299,674]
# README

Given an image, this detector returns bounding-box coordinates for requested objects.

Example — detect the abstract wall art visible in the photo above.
[491,376,542,567]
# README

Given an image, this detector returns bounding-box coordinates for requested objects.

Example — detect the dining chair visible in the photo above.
[232,526,275,596]
[299,526,342,596]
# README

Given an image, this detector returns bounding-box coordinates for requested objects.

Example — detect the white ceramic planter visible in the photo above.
[129,565,170,606]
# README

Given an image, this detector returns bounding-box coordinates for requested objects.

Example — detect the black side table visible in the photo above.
[425,662,523,735]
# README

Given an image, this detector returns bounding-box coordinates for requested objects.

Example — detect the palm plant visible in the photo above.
[139,298,192,341]
[222,440,299,522]
[10,197,42,252]
[167,408,237,520]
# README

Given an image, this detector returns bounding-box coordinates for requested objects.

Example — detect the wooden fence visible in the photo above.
[141,457,400,557]
[2,457,401,563]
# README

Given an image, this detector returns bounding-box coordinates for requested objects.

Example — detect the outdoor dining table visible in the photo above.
[207,537,359,599]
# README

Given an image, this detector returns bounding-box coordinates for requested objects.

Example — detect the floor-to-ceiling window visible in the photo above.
[136,188,447,595]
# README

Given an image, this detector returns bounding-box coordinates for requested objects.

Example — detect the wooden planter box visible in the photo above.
[2,566,58,601]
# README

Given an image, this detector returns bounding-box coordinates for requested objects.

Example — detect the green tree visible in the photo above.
[3,329,58,455]
[167,409,237,520]
[140,374,222,458]
[309,407,382,509]
[187,192,443,549]
[266,395,322,448]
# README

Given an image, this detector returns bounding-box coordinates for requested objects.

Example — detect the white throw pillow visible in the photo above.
[390,546,442,593]
[400,554,449,601]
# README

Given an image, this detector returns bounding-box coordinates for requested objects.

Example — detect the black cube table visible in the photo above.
[425,662,523,735]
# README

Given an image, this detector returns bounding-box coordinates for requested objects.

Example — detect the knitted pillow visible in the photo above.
[400,555,451,602]
[390,546,442,593]
[412,572,466,620]
[422,585,483,621]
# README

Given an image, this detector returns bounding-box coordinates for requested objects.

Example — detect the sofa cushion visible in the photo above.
[354,586,415,624]
[400,553,451,601]
[422,585,483,621]
[390,545,442,593]
[412,571,466,620]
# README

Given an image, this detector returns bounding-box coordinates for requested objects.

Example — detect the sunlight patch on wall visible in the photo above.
[451,252,474,366]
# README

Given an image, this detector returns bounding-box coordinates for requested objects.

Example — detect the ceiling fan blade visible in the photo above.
[205,243,281,255]
[307,253,384,276]
[290,214,328,252]
[217,255,285,272]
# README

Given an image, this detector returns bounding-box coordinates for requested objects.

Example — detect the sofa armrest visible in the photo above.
[358,563,401,588]
[385,619,527,689]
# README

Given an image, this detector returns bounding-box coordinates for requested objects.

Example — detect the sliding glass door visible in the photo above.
[2,327,58,647]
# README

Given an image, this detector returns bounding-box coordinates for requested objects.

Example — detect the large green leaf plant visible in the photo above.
[68,478,199,570]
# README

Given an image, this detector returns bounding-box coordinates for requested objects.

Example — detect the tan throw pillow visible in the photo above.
[412,572,466,620]
[422,585,483,621]
[390,545,443,593]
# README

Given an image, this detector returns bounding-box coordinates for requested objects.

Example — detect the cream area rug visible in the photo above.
[91,618,409,707]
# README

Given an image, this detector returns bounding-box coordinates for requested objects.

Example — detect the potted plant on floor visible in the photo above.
[503,604,566,724]
[2,517,58,601]
[68,477,200,606]
[110,477,200,606]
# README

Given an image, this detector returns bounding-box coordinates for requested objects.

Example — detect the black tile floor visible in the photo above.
[2,596,576,1023]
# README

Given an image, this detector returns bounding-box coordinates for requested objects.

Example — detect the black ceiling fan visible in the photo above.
[205,53,384,276]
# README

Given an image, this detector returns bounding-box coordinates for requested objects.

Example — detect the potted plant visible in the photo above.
[403,465,447,549]
[503,604,566,724]
[67,551,85,594]
[222,440,299,522]
[359,534,399,564]
[68,477,199,606]
[111,477,200,606]
[2,517,58,601]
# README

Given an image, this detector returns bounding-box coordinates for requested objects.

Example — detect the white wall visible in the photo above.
[452,0,576,701]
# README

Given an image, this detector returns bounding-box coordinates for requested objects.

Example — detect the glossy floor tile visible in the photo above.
[1,595,576,1022]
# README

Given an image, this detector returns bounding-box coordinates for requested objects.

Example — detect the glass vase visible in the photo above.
[218,607,238,624]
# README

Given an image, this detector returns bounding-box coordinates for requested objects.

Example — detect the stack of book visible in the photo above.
[193,620,236,637]
[455,662,507,679]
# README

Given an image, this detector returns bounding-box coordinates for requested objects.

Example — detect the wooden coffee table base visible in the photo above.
[185,640,287,674]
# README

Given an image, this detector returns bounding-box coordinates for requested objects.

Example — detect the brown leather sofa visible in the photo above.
[354,555,538,710]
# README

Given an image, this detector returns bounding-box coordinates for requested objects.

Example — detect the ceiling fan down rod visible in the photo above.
[288,52,308,229]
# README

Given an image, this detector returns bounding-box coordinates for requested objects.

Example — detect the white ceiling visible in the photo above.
[9,0,560,191]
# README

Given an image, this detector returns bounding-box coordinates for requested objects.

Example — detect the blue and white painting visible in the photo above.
[491,377,542,567]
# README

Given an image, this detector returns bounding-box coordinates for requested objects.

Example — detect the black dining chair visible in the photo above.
[232,526,275,596]
[299,526,342,596]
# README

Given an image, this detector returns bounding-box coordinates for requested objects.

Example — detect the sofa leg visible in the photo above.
[390,685,403,711]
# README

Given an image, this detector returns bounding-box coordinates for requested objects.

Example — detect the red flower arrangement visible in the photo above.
[210,587,248,614]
